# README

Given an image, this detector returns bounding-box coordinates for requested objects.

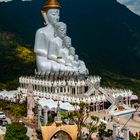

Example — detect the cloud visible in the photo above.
[21,0,32,1]
[0,0,12,2]
[0,0,32,2]
[117,0,140,16]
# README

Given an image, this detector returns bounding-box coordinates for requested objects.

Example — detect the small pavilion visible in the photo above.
[40,100,78,140]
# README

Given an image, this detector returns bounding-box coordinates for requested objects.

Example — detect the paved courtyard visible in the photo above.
[90,109,140,134]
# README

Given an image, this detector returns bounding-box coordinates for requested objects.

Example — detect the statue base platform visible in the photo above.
[18,74,134,112]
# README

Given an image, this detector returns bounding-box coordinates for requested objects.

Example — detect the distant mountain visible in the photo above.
[0,0,140,79]
[117,0,140,16]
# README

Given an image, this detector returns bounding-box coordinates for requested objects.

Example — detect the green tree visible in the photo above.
[14,91,23,104]
[130,136,137,140]
[98,123,113,138]
[70,102,89,139]
[86,115,99,140]
[4,122,29,140]
[98,122,106,137]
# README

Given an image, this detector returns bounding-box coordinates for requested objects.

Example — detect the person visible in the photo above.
[136,132,138,138]
[117,116,120,123]
[111,115,113,121]
[34,0,61,75]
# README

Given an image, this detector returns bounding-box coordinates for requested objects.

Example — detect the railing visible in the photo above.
[85,80,96,95]
[99,88,114,104]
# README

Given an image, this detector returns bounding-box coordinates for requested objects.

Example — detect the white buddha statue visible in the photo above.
[63,39,88,74]
[68,47,77,71]
[34,0,61,75]
[34,0,89,75]
[74,54,89,75]
[48,22,68,72]
[62,36,73,68]
[73,54,80,67]
[63,36,89,74]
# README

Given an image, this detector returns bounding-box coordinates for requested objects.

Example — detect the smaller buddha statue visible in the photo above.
[73,54,80,67]
[74,54,89,75]
[68,47,79,72]
[61,36,72,67]
[48,22,67,72]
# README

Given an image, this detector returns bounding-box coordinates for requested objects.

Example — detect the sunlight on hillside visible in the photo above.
[16,46,35,63]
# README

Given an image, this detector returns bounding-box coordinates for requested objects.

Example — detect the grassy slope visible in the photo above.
[99,70,140,97]
[0,34,35,90]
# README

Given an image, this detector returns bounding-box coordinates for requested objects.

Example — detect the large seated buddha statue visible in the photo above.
[34,0,89,75]
[34,0,61,75]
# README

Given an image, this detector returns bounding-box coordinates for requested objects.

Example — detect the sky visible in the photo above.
[0,0,140,16]
[117,0,140,16]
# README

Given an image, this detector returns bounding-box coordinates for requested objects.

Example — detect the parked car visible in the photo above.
[19,119,25,125]
[0,111,6,119]
[0,118,8,126]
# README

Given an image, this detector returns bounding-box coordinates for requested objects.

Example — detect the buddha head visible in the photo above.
[64,36,72,48]
[55,22,67,39]
[41,9,60,26]
[74,55,79,61]
[41,0,61,25]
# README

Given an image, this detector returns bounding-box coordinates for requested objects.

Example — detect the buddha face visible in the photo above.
[64,36,71,48]
[55,22,67,39]
[74,55,79,61]
[47,9,60,26]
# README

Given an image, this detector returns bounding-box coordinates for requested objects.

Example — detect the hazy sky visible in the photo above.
[117,0,140,16]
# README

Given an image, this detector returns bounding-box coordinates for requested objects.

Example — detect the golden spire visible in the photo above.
[42,0,61,12]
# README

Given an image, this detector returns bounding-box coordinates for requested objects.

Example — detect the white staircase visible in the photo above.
[99,88,114,103]
[85,80,96,96]
[99,88,116,112]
